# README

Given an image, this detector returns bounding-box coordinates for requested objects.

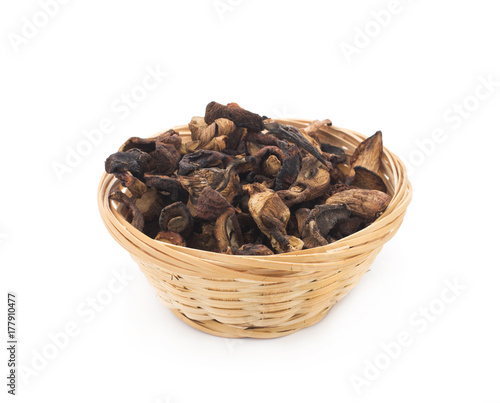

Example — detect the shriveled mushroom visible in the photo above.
[295,208,311,237]
[347,131,383,184]
[253,146,286,178]
[159,202,193,238]
[244,183,303,253]
[105,149,155,179]
[144,174,189,204]
[134,188,165,222]
[274,145,302,191]
[215,208,244,253]
[109,191,145,231]
[277,155,330,206]
[178,150,232,176]
[179,166,240,206]
[326,188,390,220]
[301,204,351,249]
[196,187,232,220]
[114,170,148,198]
[155,231,186,247]
[205,101,264,132]
[188,117,208,141]
[264,122,328,167]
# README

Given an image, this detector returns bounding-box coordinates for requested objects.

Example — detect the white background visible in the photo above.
[1,0,499,402]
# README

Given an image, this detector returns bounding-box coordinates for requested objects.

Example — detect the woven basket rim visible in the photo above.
[98,118,412,276]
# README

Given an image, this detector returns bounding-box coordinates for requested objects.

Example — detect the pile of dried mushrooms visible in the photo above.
[105,102,391,255]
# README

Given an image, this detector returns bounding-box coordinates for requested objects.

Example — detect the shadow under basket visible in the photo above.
[98,119,412,339]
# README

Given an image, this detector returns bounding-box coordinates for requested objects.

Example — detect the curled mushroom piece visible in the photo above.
[244,183,303,253]
[188,117,209,141]
[277,155,331,206]
[230,244,274,256]
[264,122,328,167]
[302,204,351,249]
[109,191,145,231]
[347,131,383,184]
[178,150,232,176]
[274,145,302,191]
[215,209,244,253]
[326,189,390,220]
[205,101,264,132]
[155,231,186,247]
[295,208,311,237]
[144,174,189,204]
[321,143,347,166]
[181,118,234,153]
[253,146,285,178]
[159,202,193,238]
[113,171,147,198]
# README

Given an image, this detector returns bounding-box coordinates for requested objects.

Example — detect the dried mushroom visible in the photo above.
[105,101,393,254]
[178,150,232,176]
[109,191,145,231]
[205,101,264,132]
[301,204,351,249]
[155,231,186,247]
[351,166,388,193]
[196,187,232,220]
[245,183,303,253]
[159,202,193,238]
[215,209,244,253]
[326,189,390,220]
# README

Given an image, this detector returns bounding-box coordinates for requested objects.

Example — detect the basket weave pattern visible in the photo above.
[98,119,412,338]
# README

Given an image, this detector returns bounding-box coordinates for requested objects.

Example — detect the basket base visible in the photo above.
[169,306,332,339]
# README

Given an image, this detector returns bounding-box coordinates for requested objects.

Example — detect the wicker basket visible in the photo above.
[98,119,412,338]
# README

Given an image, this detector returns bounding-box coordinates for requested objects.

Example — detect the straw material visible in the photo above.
[98,119,412,338]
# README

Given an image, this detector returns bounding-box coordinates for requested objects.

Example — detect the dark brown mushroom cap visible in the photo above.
[196,187,233,220]
[150,143,181,176]
[159,202,193,238]
[205,101,264,132]
[215,209,244,253]
[178,149,232,176]
[302,204,351,249]
[105,149,155,178]
[144,174,189,204]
